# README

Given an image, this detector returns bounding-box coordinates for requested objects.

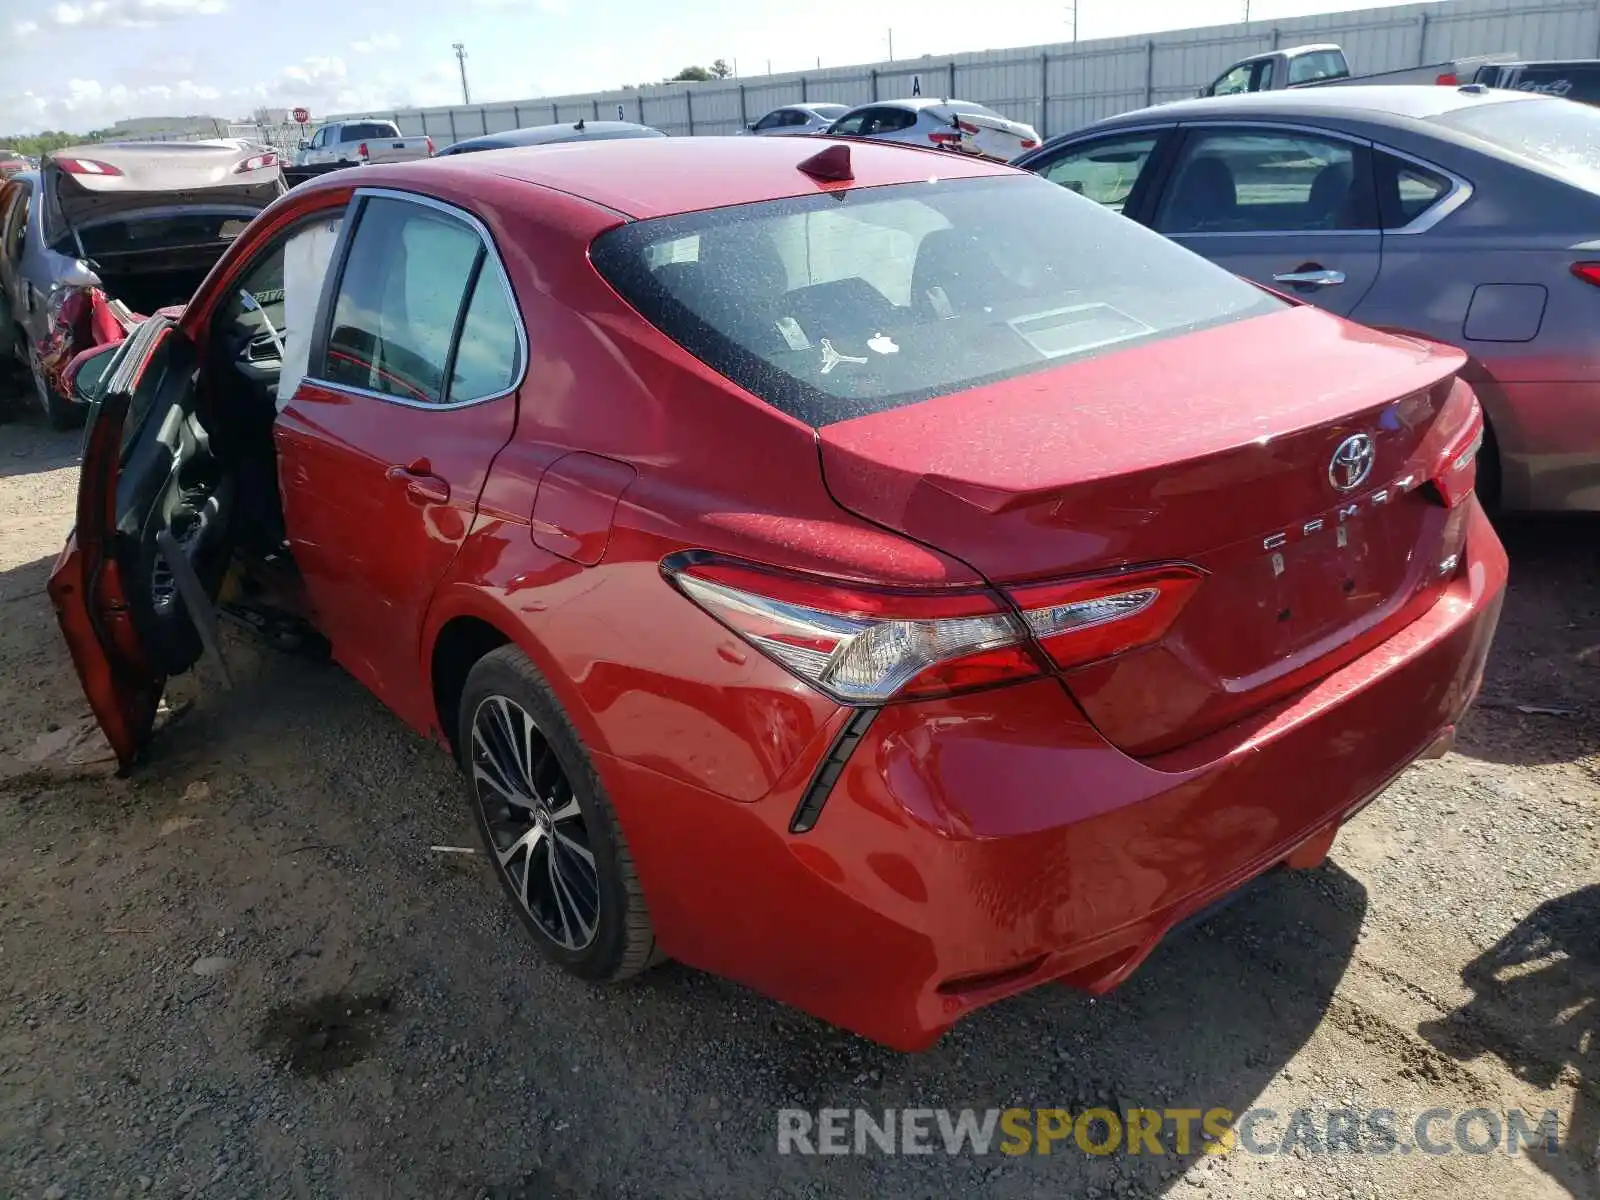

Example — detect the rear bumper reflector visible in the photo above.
[790,707,878,833]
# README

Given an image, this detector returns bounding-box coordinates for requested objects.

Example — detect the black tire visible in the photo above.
[28,344,81,431]
[457,645,658,982]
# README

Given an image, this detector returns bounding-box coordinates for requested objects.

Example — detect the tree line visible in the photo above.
[0,130,111,156]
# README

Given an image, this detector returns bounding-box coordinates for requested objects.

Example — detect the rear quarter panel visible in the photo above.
[416,185,984,804]
[1349,138,1600,507]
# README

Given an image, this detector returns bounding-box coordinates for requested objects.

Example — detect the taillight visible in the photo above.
[1428,393,1485,509]
[663,556,1205,703]
[357,141,369,160]
[1019,138,1039,150]
[1436,72,1459,85]
[957,120,980,134]
[1571,262,1600,288]
[56,158,123,176]
[235,152,277,173]
[425,136,435,156]
[1005,566,1206,672]
[929,131,962,146]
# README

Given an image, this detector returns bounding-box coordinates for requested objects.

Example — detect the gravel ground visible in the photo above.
[0,392,1596,1200]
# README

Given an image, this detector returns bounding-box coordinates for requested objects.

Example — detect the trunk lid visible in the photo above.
[936,107,1039,160]
[45,141,281,245]
[817,305,1472,755]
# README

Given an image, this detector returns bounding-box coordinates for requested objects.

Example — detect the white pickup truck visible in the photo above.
[1202,43,1518,96]
[291,119,434,173]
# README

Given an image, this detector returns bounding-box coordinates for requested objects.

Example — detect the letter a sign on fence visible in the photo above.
[911,74,922,97]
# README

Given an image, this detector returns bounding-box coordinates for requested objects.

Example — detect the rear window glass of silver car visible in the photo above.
[1432,98,1600,188]
[590,174,1284,427]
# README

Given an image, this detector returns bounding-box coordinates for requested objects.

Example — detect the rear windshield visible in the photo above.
[942,101,1002,117]
[591,174,1283,427]
[812,105,848,117]
[1498,65,1600,104]
[340,122,400,142]
[1432,98,1600,188]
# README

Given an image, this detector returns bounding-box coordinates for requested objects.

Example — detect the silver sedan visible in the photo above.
[825,99,1040,161]
[1016,84,1600,513]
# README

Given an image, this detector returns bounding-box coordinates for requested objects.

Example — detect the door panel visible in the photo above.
[46,317,189,768]
[274,191,525,737]
[1155,126,1382,317]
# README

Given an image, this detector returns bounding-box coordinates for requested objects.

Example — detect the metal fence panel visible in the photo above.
[328,0,1599,151]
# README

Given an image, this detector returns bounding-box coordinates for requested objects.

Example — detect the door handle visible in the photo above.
[1272,267,1346,288]
[386,462,450,505]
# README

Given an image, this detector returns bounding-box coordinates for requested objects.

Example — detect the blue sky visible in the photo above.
[1,0,1417,134]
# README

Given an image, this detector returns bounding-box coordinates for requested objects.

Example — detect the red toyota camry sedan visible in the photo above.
[50,135,1505,1050]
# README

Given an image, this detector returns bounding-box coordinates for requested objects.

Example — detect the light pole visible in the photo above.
[452,42,471,105]
[1066,0,1077,42]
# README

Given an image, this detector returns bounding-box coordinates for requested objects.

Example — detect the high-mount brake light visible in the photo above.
[664,557,1207,703]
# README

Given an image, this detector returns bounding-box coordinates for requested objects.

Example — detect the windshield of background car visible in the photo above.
[590,174,1284,427]
[1433,97,1600,189]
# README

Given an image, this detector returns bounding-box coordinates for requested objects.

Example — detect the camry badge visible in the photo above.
[1328,434,1376,493]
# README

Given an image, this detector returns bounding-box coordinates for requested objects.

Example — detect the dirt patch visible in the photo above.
[0,399,1596,1199]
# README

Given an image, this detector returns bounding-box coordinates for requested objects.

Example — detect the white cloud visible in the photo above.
[351,32,401,55]
[13,0,225,35]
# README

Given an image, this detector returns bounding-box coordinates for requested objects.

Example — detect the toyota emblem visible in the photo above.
[1328,433,1376,493]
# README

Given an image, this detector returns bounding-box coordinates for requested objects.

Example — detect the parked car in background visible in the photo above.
[0,151,27,180]
[433,119,664,156]
[825,98,1038,160]
[293,119,433,171]
[743,103,849,136]
[1202,42,1516,95]
[1472,58,1600,104]
[1017,84,1600,513]
[51,135,1503,1050]
[0,141,283,427]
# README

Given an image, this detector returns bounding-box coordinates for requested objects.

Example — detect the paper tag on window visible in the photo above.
[775,316,811,351]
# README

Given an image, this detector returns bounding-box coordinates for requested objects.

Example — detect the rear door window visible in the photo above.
[320,197,485,405]
[1374,152,1453,228]
[1155,128,1377,233]
[830,110,867,135]
[591,174,1283,427]
[1037,133,1163,212]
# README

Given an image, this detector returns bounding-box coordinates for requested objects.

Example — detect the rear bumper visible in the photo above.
[599,501,1507,1050]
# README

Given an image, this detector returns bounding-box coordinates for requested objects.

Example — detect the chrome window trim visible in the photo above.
[302,186,528,412]
[1371,143,1474,235]
[1158,119,1381,237]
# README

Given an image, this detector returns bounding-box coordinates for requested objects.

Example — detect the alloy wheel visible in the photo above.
[469,694,601,951]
